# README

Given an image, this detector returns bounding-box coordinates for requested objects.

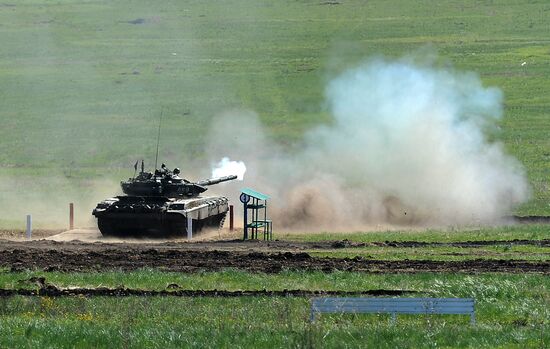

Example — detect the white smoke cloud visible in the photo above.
[208,56,530,229]
[212,157,247,180]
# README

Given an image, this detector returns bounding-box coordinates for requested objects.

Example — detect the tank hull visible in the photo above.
[96,212,226,238]
[93,195,229,238]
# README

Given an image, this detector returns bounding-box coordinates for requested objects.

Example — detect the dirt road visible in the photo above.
[0,239,547,274]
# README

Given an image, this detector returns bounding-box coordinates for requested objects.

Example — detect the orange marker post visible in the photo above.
[69,203,74,230]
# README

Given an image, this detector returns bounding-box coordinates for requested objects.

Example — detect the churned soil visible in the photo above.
[0,283,415,298]
[0,239,548,274]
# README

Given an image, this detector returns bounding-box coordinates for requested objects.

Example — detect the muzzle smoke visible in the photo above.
[209,57,530,230]
[212,157,247,180]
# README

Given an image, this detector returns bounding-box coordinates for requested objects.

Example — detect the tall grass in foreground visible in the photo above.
[0,295,547,348]
[0,272,547,348]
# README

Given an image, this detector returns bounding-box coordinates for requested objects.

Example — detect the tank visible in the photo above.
[92,161,237,238]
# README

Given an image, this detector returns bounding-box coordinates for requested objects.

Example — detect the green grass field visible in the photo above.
[0,0,549,218]
[0,272,548,348]
[281,224,550,243]
[0,1,549,348]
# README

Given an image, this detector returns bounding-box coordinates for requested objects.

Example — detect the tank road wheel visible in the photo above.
[193,219,205,232]
[184,213,226,236]
[97,218,117,237]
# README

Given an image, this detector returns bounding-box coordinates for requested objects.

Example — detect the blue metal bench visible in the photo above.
[310,297,475,324]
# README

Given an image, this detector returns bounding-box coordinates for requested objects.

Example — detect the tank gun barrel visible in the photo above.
[197,175,238,186]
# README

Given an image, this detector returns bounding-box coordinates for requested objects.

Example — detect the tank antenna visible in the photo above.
[154,108,163,171]
[133,160,138,179]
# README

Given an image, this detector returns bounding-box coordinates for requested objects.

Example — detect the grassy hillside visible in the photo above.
[0,0,549,217]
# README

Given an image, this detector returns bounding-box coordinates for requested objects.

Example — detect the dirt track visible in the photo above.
[0,239,548,274]
[0,284,415,298]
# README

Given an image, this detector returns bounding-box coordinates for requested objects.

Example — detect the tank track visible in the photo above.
[97,212,226,238]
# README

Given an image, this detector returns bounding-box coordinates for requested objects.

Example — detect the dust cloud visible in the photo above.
[1,56,530,232]
[0,173,120,229]
[208,56,530,230]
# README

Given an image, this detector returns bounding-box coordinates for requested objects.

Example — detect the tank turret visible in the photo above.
[121,163,237,197]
